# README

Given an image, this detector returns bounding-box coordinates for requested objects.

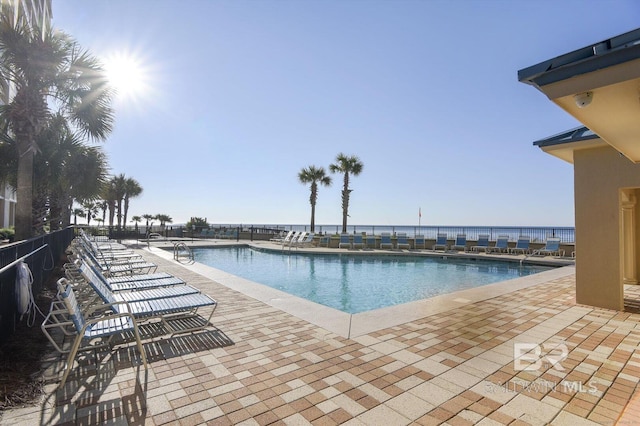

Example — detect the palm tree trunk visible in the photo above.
[15,144,33,240]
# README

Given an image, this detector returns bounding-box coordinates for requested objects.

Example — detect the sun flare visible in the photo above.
[104,52,150,101]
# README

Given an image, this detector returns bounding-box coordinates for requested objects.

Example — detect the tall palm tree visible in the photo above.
[0,14,113,240]
[298,166,332,232]
[112,174,127,229]
[122,177,142,229]
[102,180,118,227]
[329,153,364,233]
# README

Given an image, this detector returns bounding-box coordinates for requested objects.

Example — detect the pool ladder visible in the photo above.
[173,242,194,264]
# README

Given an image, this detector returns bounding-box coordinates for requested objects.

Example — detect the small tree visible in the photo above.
[186,217,208,234]
[131,215,142,232]
[72,208,85,226]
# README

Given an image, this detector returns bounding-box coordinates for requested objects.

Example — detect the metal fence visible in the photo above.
[0,227,74,344]
[81,224,576,243]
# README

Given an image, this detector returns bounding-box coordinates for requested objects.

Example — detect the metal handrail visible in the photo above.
[0,244,48,275]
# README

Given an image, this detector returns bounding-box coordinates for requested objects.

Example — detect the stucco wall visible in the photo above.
[573,146,640,310]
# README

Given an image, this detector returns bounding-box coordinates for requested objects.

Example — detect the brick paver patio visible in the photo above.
[2,243,640,425]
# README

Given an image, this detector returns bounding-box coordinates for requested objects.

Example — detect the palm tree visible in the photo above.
[72,208,85,226]
[33,114,109,230]
[131,215,142,232]
[122,177,142,229]
[112,174,127,229]
[0,14,114,240]
[156,214,173,235]
[329,153,364,233]
[102,180,118,227]
[298,166,332,232]
[81,200,99,226]
[142,213,155,235]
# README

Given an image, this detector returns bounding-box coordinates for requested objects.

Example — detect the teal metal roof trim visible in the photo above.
[533,126,598,148]
[518,28,640,89]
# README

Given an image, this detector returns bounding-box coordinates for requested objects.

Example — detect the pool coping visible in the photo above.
[146,242,576,338]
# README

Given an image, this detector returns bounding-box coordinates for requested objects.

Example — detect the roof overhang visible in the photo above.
[519,28,640,162]
[532,126,607,164]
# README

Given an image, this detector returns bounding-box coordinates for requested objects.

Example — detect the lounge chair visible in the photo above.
[396,233,410,250]
[271,230,293,243]
[365,236,377,249]
[414,235,425,250]
[450,234,467,252]
[74,268,217,335]
[281,231,301,248]
[471,234,490,252]
[318,235,330,247]
[41,280,147,388]
[73,243,158,276]
[380,233,393,249]
[338,233,352,249]
[288,232,307,247]
[295,232,315,247]
[352,234,364,249]
[509,236,531,255]
[487,235,509,254]
[432,233,448,251]
[532,237,564,257]
[70,259,186,291]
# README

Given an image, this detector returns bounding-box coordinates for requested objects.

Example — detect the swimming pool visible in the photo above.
[190,247,554,314]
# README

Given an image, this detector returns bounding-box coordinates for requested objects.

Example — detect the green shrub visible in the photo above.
[0,227,15,241]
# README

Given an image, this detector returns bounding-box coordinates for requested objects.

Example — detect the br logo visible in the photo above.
[513,342,568,371]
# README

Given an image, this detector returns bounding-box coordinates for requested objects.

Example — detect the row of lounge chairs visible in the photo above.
[41,230,218,387]
[270,229,565,257]
[431,233,564,256]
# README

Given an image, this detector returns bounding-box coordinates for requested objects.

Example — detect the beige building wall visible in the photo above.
[573,145,640,310]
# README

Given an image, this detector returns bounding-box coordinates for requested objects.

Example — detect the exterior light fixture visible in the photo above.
[574,91,593,108]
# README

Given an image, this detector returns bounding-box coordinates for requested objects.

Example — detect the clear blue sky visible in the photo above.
[52,0,640,227]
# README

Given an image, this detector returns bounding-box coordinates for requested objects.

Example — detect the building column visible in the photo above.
[621,190,637,285]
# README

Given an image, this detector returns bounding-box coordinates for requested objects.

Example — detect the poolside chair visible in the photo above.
[281,231,301,248]
[288,232,307,247]
[532,237,564,257]
[338,233,352,249]
[75,267,217,336]
[413,235,425,250]
[380,233,393,249]
[365,235,377,250]
[396,232,410,250]
[450,234,467,252]
[471,234,490,252]
[271,230,293,243]
[432,233,448,251]
[318,235,330,247]
[294,232,315,248]
[487,235,509,254]
[41,280,147,388]
[71,259,186,291]
[352,234,364,249]
[509,236,531,255]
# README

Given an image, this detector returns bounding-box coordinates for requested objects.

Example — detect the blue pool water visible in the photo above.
[191,247,554,314]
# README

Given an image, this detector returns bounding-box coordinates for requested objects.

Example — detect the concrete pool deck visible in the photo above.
[3,238,640,425]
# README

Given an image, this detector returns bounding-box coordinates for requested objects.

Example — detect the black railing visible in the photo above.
[0,227,74,344]
[83,224,576,243]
